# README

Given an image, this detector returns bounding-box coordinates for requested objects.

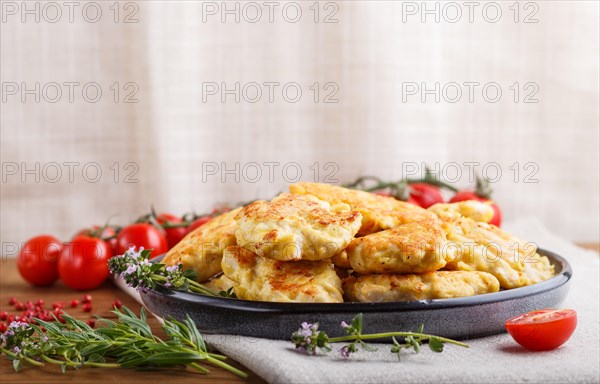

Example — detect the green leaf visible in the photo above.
[121,306,138,319]
[183,269,198,281]
[12,359,21,372]
[359,340,378,352]
[351,313,363,333]
[428,337,444,353]
[80,343,111,357]
[35,318,61,334]
[139,307,147,323]
[218,287,236,298]
[61,364,67,373]
[140,249,153,259]
[416,324,424,335]
[183,315,206,352]
[145,352,201,365]
[167,318,191,341]
[119,354,149,368]
[87,354,107,363]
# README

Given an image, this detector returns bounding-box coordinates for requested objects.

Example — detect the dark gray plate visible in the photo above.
[140,248,571,340]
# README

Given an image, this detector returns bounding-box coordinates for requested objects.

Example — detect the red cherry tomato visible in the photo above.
[406,196,421,206]
[449,190,502,226]
[186,216,213,234]
[73,225,118,256]
[17,235,63,286]
[156,213,188,248]
[116,223,168,258]
[58,236,111,290]
[505,309,577,351]
[408,183,444,208]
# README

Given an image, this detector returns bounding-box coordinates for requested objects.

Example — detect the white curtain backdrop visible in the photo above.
[1,1,598,251]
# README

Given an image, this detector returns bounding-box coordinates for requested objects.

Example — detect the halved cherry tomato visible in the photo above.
[505,309,577,351]
[58,236,111,290]
[116,223,168,258]
[73,225,118,256]
[156,213,188,248]
[186,216,213,234]
[409,183,444,208]
[18,235,63,286]
[449,190,502,227]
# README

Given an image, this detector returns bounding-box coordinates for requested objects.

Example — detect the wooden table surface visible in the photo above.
[1,244,598,383]
[0,259,266,384]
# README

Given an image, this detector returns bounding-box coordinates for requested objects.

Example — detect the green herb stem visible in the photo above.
[360,179,459,193]
[1,307,246,378]
[152,275,217,297]
[207,353,228,361]
[205,355,247,378]
[188,362,210,374]
[329,332,469,348]
[1,348,45,367]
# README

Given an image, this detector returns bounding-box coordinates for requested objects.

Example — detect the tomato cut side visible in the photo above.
[505,309,577,351]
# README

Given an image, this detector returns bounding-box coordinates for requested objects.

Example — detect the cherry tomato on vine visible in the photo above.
[505,309,577,351]
[18,235,63,286]
[157,213,188,248]
[73,225,118,256]
[408,183,444,208]
[116,223,168,258]
[186,216,213,234]
[58,236,111,290]
[449,190,502,226]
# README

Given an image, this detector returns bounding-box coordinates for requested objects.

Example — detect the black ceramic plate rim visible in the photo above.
[141,248,572,314]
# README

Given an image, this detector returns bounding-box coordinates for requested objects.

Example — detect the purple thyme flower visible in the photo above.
[340,321,350,329]
[9,321,29,330]
[125,264,138,275]
[300,322,313,337]
[340,346,351,359]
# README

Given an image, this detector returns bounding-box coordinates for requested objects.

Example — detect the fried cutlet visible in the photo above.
[162,207,242,282]
[221,246,343,303]
[290,182,438,236]
[428,202,555,289]
[343,271,500,302]
[235,193,361,261]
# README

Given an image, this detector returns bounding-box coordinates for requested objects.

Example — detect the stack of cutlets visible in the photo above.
[163,183,554,303]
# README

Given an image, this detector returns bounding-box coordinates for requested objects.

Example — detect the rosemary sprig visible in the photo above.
[0,307,247,378]
[291,314,468,359]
